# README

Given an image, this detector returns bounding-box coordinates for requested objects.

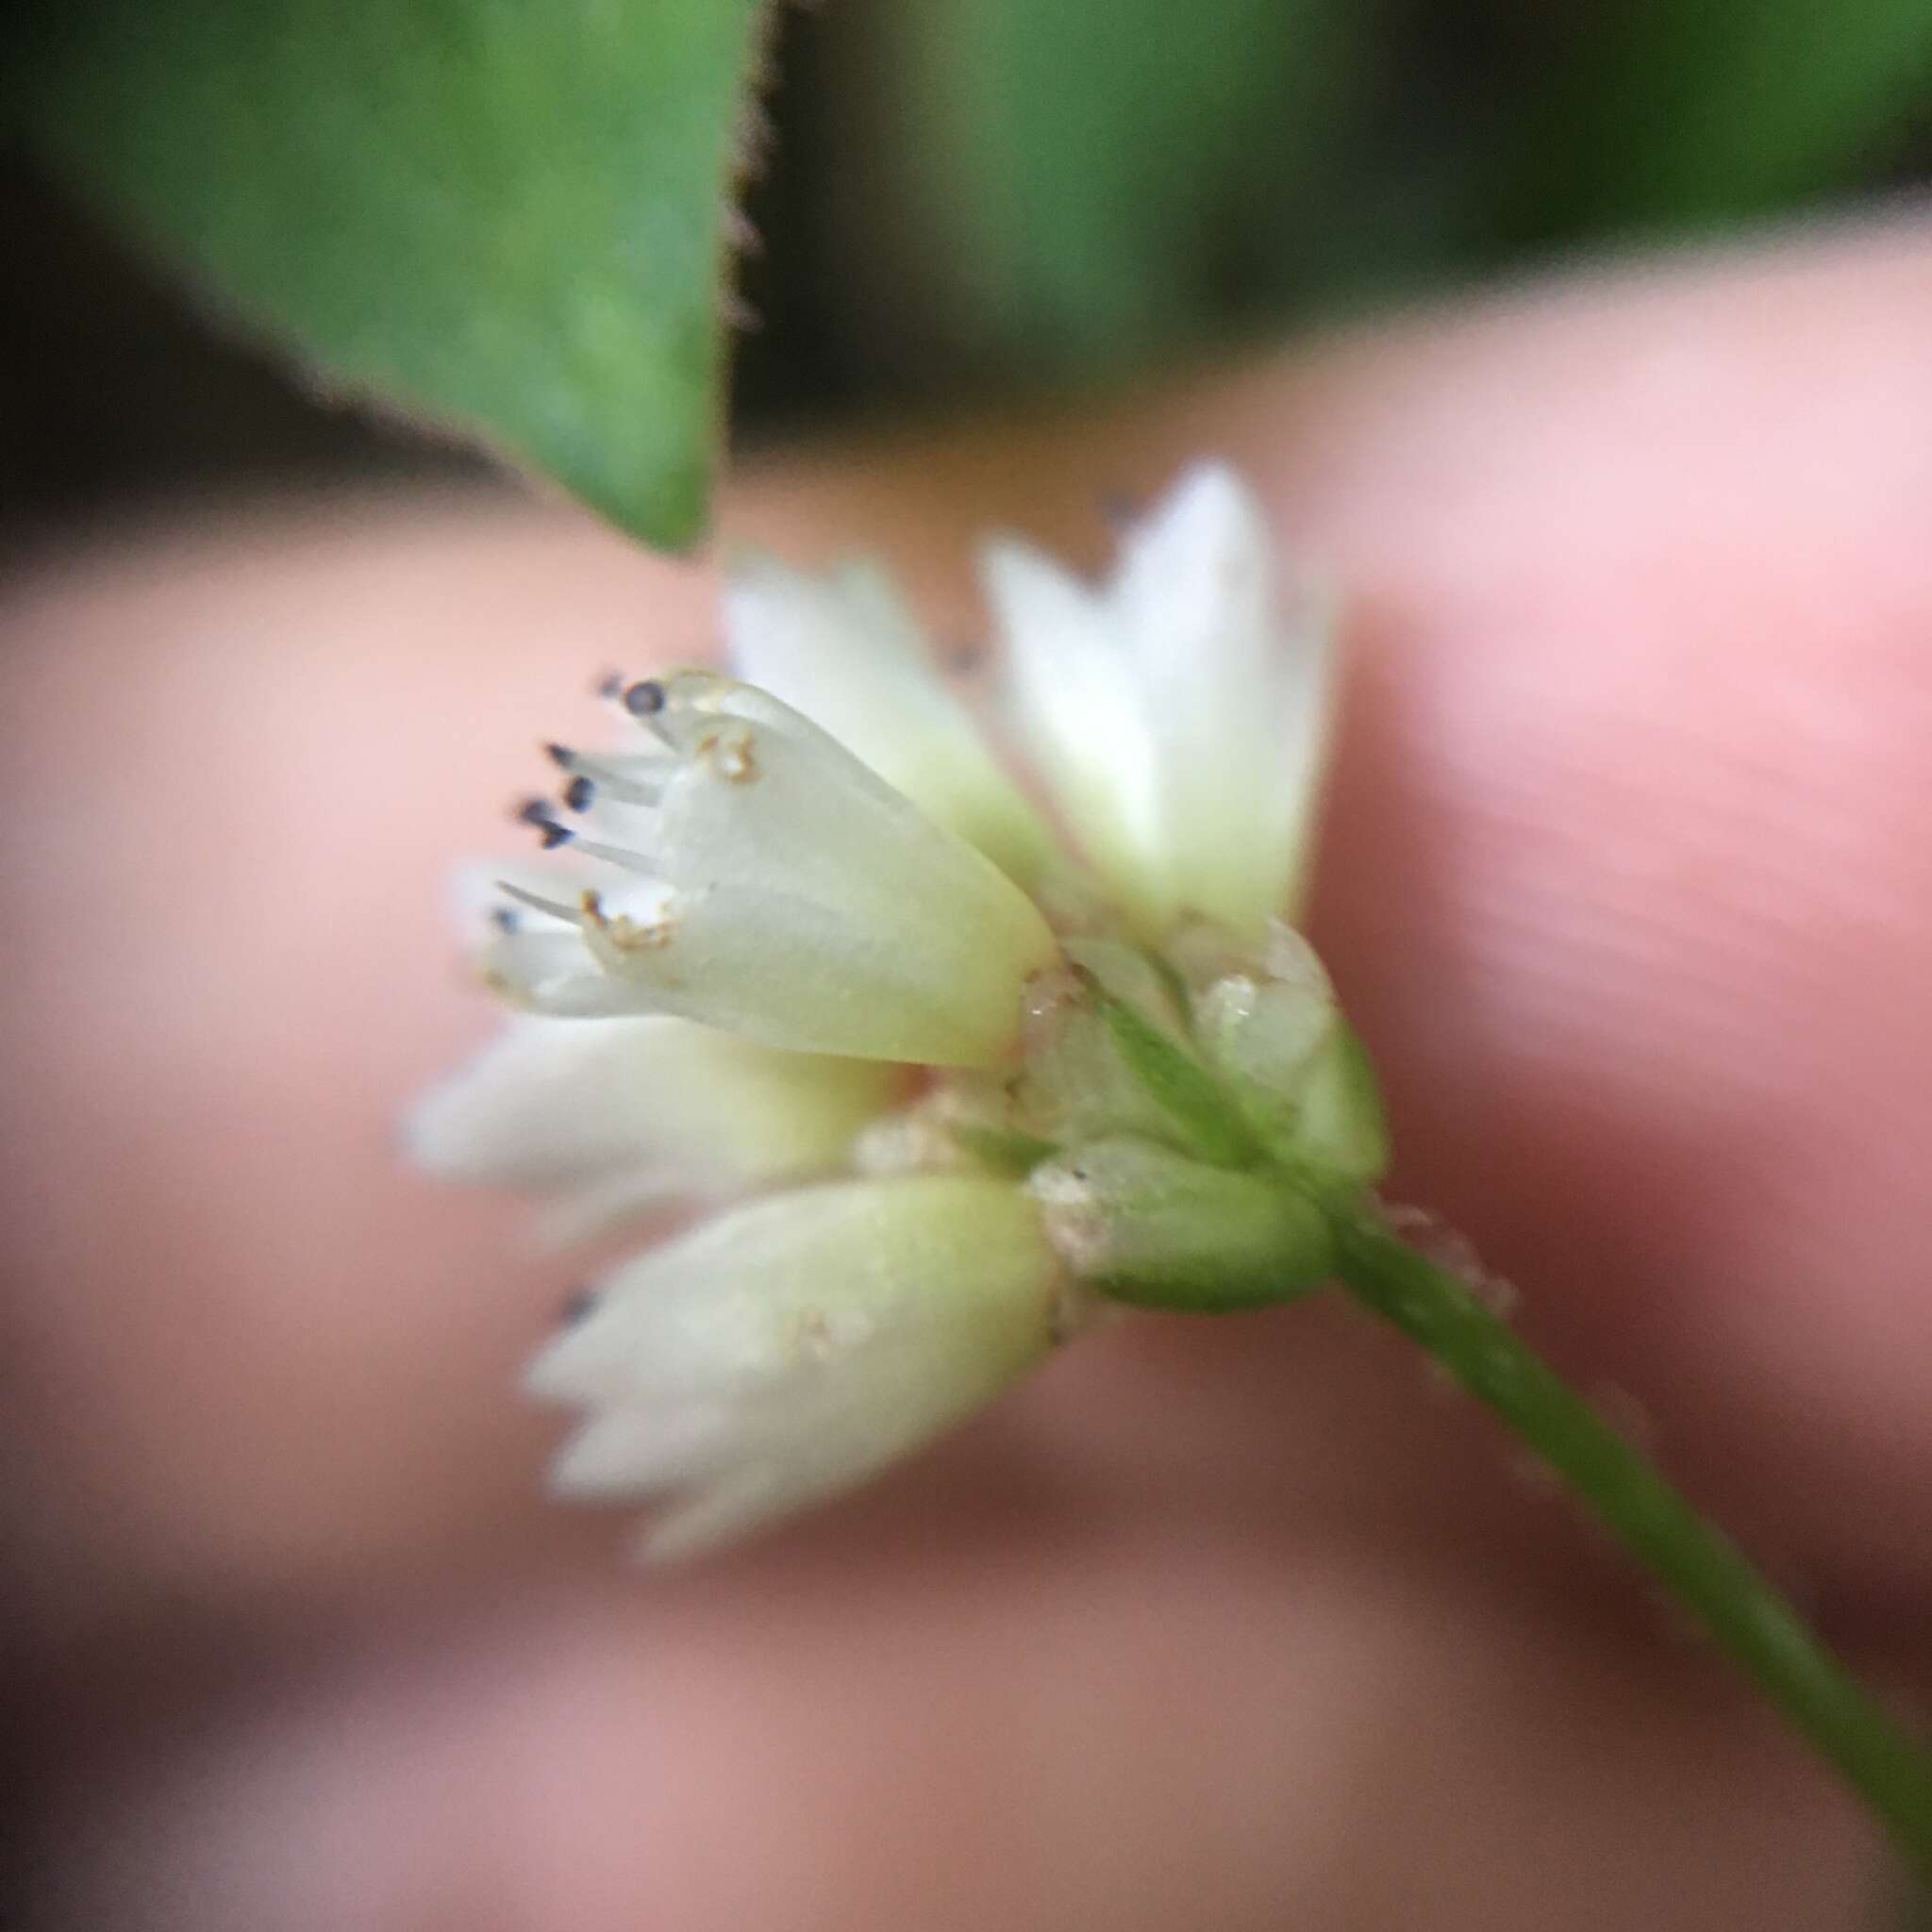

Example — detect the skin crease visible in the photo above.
[4,212,1931,1926]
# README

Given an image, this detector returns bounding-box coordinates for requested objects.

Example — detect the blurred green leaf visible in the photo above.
[23,0,774,547]
[873,0,1369,379]
[1506,0,1932,239]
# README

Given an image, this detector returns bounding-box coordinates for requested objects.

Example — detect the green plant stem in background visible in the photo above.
[1327,1205,1932,1875]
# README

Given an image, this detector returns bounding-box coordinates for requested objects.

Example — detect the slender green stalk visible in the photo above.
[1327,1203,1932,1874]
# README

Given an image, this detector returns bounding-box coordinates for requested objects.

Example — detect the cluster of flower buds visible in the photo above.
[409,462,1386,1558]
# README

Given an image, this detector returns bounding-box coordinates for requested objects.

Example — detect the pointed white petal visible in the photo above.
[724,552,1052,883]
[983,539,1166,927]
[550,1402,743,1499]
[1110,461,1276,703]
[991,463,1339,935]
[404,1014,892,1218]
[633,1461,827,1562]
[1108,462,1338,930]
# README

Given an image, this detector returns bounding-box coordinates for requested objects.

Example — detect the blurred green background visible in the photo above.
[7,0,1931,534]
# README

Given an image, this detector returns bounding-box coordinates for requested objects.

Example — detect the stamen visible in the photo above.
[568,837,660,877]
[547,748,666,808]
[542,741,575,769]
[623,679,667,718]
[592,669,625,700]
[559,1285,600,1327]
[498,880,588,924]
[563,774,595,812]
[490,905,521,935]
[514,795,577,848]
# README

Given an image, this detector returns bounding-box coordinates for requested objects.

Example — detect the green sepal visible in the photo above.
[1013,941,1244,1164]
[1187,927,1389,1191]
[1031,1137,1332,1311]
[1284,1022,1389,1190]
[1090,986,1260,1169]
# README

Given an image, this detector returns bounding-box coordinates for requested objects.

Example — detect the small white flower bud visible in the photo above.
[526,1175,1070,1559]
[988,462,1338,939]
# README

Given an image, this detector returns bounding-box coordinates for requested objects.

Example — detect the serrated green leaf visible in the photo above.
[22,0,773,548]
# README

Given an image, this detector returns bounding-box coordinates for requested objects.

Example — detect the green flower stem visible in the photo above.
[1327,1202,1932,1874]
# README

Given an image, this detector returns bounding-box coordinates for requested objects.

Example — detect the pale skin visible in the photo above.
[5,215,1930,1926]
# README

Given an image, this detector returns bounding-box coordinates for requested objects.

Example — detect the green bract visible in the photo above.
[1007,922,1384,1309]
[1030,1138,1334,1311]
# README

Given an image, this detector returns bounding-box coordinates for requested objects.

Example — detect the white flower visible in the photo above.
[406,1014,895,1241]
[987,460,1337,938]
[491,669,1058,1066]
[525,1175,1067,1560]
[723,552,1054,886]
[414,458,1353,1559]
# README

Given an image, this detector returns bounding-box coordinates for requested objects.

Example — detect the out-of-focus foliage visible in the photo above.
[864,0,1372,379]
[1503,0,1932,239]
[21,0,774,547]
[824,0,1932,393]
[10,0,1932,534]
